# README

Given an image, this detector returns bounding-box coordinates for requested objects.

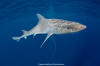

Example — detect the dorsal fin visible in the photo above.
[37,13,46,21]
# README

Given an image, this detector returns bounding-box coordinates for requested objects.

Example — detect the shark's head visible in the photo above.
[68,22,86,32]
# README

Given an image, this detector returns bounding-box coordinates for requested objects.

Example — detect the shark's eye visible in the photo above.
[67,25,72,29]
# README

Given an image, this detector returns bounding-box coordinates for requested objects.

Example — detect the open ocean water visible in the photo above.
[0,0,100,66]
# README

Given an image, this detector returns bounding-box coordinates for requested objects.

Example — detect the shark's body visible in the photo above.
[12,13,86,48]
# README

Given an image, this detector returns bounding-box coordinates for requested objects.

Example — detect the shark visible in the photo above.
[12,13,86,48]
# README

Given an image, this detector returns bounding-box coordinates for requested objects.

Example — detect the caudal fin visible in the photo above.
[12,37,20,42]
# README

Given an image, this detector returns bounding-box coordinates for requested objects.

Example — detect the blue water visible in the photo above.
[0,0,100,66]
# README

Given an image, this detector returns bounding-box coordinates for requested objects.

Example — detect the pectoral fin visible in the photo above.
[40,33,53,48]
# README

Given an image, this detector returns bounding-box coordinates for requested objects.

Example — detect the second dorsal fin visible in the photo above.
[22,30,27,34]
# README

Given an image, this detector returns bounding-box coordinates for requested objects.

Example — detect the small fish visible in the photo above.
[12,13,86,48]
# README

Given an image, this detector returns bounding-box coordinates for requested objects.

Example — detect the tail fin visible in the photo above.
[12,37,20,42]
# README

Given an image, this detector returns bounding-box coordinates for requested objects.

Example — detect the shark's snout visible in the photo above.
[71,23,86,32]
[80,25,86,30]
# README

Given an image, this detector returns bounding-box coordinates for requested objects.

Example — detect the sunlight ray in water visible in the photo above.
[46,2,57,61]
[51,36,57,60]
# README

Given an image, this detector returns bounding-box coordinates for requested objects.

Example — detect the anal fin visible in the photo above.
[40,33,53,48]
[33,33,37,38]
